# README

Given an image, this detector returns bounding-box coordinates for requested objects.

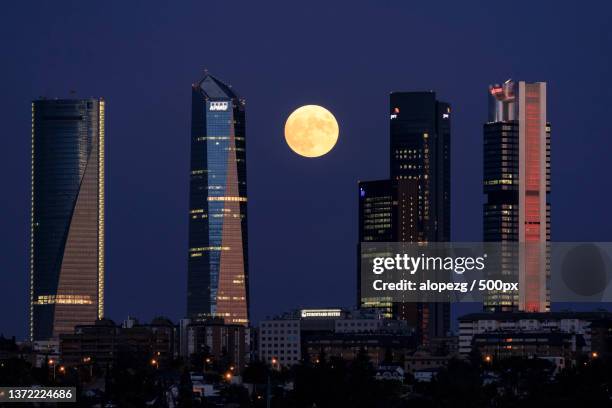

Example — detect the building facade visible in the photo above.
[358,92,451,344]
[30,98,105,341]
[59,318,177,367]
[259,318,302,368]
[483,80,551,312]
[188,73,249,325]
[391,92,452,344]
[258,308,414,368]
[357,179,419,319]
[457,311,612,357]
[303,332,415,368]
[185,319,250,372]
[389,92,450,243]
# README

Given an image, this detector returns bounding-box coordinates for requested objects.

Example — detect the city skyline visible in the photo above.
[23,81,555,341]
[1,1,611,340]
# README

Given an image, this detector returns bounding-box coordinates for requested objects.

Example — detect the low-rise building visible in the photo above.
[472,331,584,359]
[404,351,455,374]
[413,367,442,382]
[458,311,612,358]
[258,308,416,368]
[0,336,19,361]
[259,318,301,367]
[185,319,250,372]
[304,332,415,367]
[59,317,177,367]
[375,365,405,381]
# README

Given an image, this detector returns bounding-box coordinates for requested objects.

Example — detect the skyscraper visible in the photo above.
[484,80,550,312]
[358,92,451,344]
[30,98,105,341]
[389,92,451,242]
[188,73,249,326]
[389,91,451,342]
[357,179,419,319]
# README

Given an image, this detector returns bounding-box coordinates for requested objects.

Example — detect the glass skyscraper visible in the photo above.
[188,73,249,325]
[484,80,551,312]
[358,92,451,344]
[358,179,420,325]
[389,92,451,343]
[389,92,451,242]
[30,98,105,341]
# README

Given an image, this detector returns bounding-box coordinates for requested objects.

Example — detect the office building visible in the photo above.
[484,80,551,312]
[59,318,177,367]
[258,308,414,368]
[259,318,301,368]
[390,91,451,343]
[358,179,419,244]
[184,319,250,372]
[457,311,612,357]
[389,92,450,242]
[358,92,451,344]
[30,98,105,341]
[357,179,418,320]
[188,73,249,325]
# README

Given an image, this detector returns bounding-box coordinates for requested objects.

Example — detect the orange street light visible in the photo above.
[58,366,66,374]
[225,372,233,381]
[484,355,493,363]
[591,351,599,359]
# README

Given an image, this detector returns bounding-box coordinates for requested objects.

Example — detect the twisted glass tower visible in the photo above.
[188,74,249,325]
[30,98,105,341]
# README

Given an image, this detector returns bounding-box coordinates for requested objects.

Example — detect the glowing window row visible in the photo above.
[207,196,247,202]
[34,294,94,305]
[190,246,230,252]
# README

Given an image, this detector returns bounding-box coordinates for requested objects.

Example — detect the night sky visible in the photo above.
[1,1,611,340]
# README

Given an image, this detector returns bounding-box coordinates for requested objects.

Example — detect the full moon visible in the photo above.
[284,105,339,158]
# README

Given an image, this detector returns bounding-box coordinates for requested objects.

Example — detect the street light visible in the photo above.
[591,351,599,359]
[224,372,233,381]
[484,355,493,364]
[83,356,93,377]
[150,358,158,369]
[48,359,57,381]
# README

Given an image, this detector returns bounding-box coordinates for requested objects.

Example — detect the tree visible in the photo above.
[178,367,194,407]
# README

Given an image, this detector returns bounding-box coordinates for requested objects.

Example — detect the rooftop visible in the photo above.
[194,73,239,100]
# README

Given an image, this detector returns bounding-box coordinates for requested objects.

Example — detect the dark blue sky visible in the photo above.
[1,1,611,339]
